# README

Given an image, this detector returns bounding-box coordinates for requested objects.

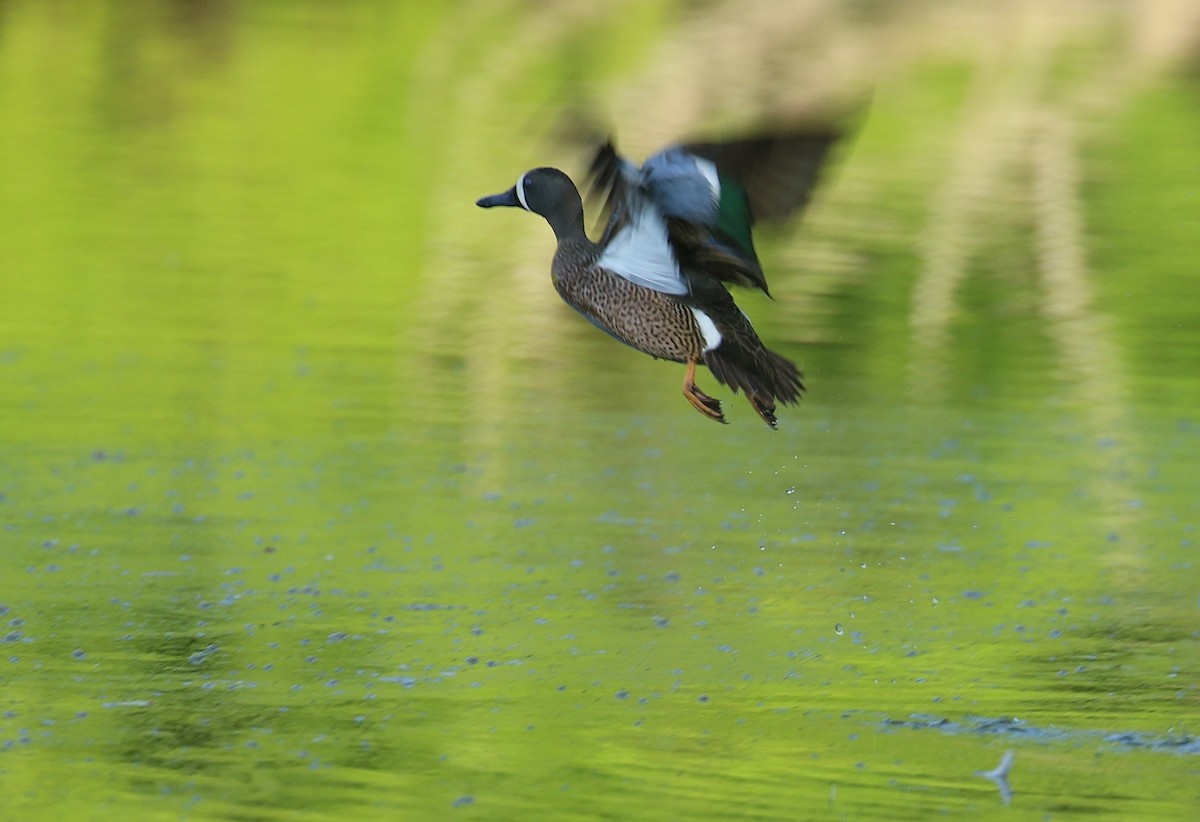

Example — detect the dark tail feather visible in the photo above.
[704,342,804,408]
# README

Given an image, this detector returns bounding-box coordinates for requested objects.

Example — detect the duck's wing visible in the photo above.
[661,127,845,295]
[586,126,843,299]
[588,142,755,297]
[586,141,632,247]
[637,146,771,295]
[594,200,690,296]
[680,128,842,224]
[587,141,691,297]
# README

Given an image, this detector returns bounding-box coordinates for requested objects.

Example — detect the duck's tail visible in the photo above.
[704,340,803,428]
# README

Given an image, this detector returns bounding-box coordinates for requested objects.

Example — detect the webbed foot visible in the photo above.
[683,359,727,424]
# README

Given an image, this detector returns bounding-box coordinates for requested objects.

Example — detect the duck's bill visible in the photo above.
[476,188,520,208]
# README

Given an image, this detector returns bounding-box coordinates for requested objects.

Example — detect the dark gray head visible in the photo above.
[476,167,586,241]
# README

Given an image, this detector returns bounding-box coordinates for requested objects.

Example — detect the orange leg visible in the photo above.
[682,359,726,424]
[746,393,779,429]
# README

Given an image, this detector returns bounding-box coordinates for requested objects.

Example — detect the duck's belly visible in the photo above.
[554,268,703,363]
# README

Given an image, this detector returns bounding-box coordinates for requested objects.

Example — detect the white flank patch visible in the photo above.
[693,157,721,203]
[514,172,530,211]
[690,308,722,352]
[597,203,688,295]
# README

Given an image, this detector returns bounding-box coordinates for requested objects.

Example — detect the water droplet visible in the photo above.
[786,486,796,495]
[834,623,844,635]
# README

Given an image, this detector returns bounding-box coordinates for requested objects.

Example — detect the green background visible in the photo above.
[1,1,1198,818]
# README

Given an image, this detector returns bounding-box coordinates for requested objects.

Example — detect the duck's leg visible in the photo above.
[682,358,726,424]
[746,392,779,429]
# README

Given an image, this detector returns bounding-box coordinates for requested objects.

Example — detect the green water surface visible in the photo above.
[1,1,1198,819]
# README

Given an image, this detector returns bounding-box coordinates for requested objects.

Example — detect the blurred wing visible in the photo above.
[587,141,634,247]
[587,123,845,298]
[681,128,842,223]
[642,145,770,294]
[590,141,767,295]
[596,203,690,296]
[589,141,690,296]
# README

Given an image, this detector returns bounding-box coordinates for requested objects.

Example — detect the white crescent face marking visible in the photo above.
[515,172,531,211]
[690,308,722,352]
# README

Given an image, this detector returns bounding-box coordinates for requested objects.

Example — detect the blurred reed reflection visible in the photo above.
[1,2,1198,819]
[432,0,1197,437]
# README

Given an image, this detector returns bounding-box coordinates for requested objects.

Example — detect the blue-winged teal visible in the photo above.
[477,129,839,427]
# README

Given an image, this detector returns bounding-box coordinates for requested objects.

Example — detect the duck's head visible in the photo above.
[477,167,585,240]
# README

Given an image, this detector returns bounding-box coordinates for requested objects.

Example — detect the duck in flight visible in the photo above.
[477,126,841,427]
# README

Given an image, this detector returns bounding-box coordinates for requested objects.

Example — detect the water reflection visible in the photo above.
[1,1,1198,820]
